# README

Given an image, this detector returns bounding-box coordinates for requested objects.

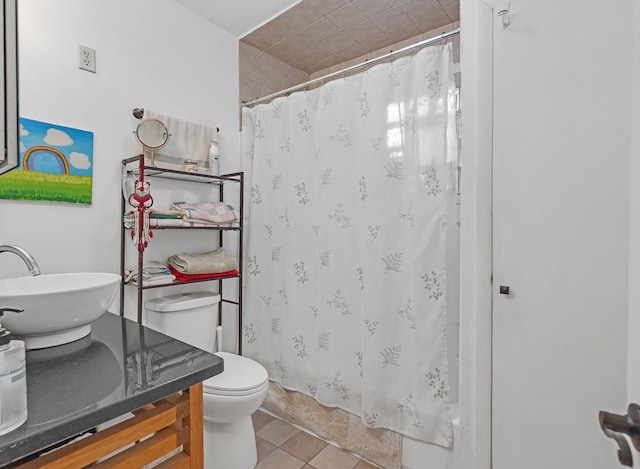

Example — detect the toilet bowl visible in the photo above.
[203,351,268,469]
[145,292,269,469]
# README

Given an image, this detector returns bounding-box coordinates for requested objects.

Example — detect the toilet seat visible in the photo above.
[203,352,269,396]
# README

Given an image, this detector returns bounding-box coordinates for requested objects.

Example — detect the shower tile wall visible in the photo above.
[242,0,458,73]
[309,21,460,81]
[239,22,460,107]
[239,41,310,105]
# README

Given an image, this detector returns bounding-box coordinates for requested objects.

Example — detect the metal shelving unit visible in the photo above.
[119,154,244,354]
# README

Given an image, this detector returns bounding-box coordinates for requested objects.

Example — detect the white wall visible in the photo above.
[490,0,630,468]
[0,0,239,282]
[458,1,635,468]
[457,2,493,468]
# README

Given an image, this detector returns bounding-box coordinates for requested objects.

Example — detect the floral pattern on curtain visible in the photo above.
[241,44,456,446]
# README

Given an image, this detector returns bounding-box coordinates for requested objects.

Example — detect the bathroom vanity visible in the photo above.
[0,312,223,468]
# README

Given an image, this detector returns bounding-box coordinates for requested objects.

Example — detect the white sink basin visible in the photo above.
[0,273,120,349]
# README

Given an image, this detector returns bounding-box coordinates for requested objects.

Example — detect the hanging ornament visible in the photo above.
[127,173,154,251]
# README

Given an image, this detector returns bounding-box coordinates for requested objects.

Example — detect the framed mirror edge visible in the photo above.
[1,0,19,175]
[135,118,170,150]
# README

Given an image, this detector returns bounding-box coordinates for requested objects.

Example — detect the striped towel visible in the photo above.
[125,261,174,285]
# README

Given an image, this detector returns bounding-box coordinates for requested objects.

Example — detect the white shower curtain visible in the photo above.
[241,44,456,446]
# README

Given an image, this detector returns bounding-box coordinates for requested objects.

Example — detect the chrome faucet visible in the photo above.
[0,245,41,276]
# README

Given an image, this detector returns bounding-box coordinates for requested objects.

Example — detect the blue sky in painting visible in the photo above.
[19,117,94,177]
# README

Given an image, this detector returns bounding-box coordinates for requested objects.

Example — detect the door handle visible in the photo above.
[599,403,640,466]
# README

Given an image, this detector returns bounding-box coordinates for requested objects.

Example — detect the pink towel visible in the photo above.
[171,201,238,224]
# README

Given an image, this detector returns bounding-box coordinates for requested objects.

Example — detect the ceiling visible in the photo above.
[174,0,459,75]
[172,0,301,37]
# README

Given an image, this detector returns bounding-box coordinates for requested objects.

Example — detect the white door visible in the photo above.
[491,0,631,468]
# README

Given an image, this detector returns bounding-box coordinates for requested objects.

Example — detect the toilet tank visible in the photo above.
[145,291,220,352]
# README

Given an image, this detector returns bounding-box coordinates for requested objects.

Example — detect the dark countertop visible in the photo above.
[0,312,224,467]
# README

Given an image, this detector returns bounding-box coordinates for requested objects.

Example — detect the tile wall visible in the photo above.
[239,41,310,106]
[239,21,460,108]
[309,21,460,81]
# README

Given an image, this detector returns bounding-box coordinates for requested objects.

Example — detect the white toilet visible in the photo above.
[145,292,268,469]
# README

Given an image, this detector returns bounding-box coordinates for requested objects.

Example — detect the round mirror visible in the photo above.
[135,118,169,149]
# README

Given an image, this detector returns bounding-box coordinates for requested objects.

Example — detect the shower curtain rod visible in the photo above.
[243,28,460,107]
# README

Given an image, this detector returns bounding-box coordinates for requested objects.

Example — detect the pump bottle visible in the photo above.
[0,308,27,435]
[208,141,220,176]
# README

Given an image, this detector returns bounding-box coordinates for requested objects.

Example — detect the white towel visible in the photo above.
[124,261,172,284]
[123,216,237,229]
[146,110,217,162]
[129,274,176,287]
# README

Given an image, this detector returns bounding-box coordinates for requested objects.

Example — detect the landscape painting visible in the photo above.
[0,117,94,204]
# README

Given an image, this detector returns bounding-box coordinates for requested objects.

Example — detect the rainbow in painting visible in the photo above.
[0,118,94,204]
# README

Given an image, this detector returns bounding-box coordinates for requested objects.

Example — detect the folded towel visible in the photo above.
[123,210,183,221]
[180,220,238,227]
[124,216,236,229]
[143,261,171,276]
[170,201,238,224]
[124,261,172,283]
[151,209,184,218]
[167,247,238,274]
[129,274,176,287]
[168,265,239,282]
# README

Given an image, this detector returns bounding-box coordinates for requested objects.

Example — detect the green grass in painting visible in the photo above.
[0,170,92,204]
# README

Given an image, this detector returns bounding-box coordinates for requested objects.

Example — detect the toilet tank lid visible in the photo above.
[145,291,221,312]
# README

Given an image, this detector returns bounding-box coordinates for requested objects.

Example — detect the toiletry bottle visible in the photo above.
[208,141,220,177]
[0,308,27,436]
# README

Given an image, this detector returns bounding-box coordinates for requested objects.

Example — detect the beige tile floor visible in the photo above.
[252,410,379,469]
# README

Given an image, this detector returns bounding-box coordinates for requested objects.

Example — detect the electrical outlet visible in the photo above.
[78,45,96,73]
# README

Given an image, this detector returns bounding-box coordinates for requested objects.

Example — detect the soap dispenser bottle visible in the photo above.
[0,308,27,435]
[208,140,220,176]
